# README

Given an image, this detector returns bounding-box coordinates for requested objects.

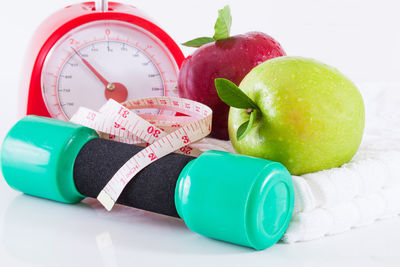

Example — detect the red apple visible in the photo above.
[178,31,286,139]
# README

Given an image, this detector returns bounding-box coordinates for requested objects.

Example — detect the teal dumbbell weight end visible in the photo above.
[176,151,294,249]
[1,115,98,203]
[1,116,294,250]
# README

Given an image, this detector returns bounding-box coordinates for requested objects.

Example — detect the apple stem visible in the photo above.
[245,108,253,115]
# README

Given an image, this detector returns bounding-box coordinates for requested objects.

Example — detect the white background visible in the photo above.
[0,0,400,266]
[1,0,400,139]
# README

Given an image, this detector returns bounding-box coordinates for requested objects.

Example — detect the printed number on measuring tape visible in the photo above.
[70,96,212,211]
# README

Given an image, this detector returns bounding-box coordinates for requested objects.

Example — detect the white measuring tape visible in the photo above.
[70,96,212,211]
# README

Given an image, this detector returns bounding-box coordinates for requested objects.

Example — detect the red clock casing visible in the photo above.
[20,1,184,118]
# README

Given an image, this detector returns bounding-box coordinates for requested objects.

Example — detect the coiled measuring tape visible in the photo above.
[70,96,212,211]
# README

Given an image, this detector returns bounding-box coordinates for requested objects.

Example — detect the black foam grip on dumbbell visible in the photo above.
[73,138,195,217]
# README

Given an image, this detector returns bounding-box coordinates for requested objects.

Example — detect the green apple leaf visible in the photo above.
[213,5,232,40]
[182,5,232,48]
[237,109,257,141]
[215,78,260,110]
[182,37,215,48]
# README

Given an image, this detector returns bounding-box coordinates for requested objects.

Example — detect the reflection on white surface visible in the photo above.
[96,232,118,267]
[1,194,250,267]
[1,188,400,266]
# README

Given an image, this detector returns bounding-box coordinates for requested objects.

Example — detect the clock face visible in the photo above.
[41,20,180,120]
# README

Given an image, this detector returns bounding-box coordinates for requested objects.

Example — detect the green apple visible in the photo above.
[215,56,365,175]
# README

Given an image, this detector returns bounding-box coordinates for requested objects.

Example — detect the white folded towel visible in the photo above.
[197,83,400,243]
[284,149,400,243]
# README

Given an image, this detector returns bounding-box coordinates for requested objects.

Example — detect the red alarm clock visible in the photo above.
[20,0,184,120]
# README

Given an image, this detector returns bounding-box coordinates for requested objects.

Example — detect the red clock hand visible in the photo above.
[71,47,128,102]
[72,47,109,86]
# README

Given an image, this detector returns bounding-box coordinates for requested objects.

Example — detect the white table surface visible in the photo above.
[1,0,400,266]
[0,179,399,267]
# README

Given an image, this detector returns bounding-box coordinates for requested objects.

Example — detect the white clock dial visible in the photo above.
[41,20,179,120]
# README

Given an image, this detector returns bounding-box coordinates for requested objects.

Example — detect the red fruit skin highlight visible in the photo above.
[178,32,286,140]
